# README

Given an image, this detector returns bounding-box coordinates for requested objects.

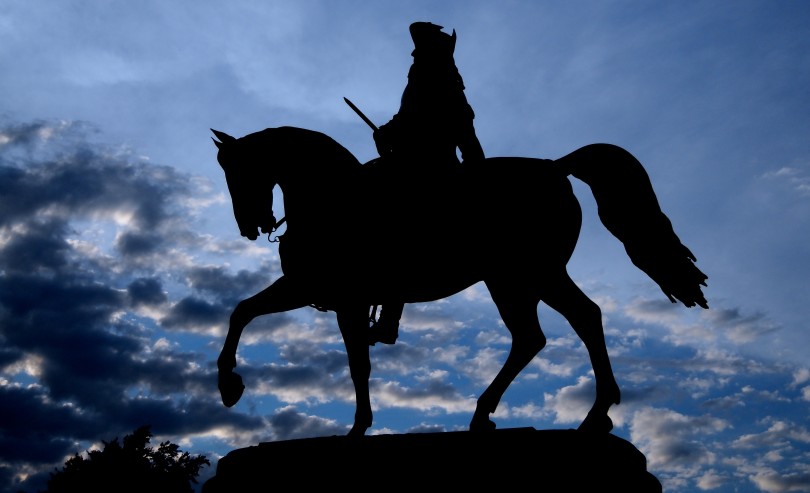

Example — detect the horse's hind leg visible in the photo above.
[471,282,546,431]
[541,271,621,433]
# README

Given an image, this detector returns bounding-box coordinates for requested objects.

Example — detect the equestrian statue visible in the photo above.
[211,22,708,437]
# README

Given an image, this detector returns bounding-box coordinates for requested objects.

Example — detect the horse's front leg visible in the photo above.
[336,307,373,436]
[218,275,308,407]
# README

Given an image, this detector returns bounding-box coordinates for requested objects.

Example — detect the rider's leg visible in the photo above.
[369,302,403,345]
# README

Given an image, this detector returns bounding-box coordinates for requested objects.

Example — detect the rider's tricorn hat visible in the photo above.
[410,22,456,58]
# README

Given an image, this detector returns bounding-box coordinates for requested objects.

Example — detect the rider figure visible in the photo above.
[369,21,485,345]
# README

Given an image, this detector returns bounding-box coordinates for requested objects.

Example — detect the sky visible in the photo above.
[0,1,809,492]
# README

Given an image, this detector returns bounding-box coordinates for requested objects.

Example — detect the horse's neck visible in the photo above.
[262,127,361,185]
[254,127,360,226]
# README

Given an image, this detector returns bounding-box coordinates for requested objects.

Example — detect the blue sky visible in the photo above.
[1,1,809,492]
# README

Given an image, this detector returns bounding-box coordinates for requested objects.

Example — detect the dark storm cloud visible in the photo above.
[104,393,263,438]
[0,383,109,464]
[115,230,165,257]
[0,120,268,492]
[0,218,72,274]
[0,385,82,464]
[277,343,354,375]
[157,264,291,338]
[265,406,348,441]
[186,265,273,301]
[0,361,253,482]
[127,277,168,307]
[0,348,23,369]
[0,119,190,233]
[157,266,278,333]
[0,267,161,408]
[0,121,57,149]
[161,296,231,331]
[247,357,341,392]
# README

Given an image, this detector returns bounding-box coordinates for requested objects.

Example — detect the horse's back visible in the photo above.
[474,157,581,262]
[353,156,580,272]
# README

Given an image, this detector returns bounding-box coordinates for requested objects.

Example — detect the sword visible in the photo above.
[344,97,379,131]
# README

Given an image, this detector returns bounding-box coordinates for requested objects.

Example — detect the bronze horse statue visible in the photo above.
[211,126,708,436]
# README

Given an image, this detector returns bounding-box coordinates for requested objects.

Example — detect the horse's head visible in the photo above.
[212,129,277,241]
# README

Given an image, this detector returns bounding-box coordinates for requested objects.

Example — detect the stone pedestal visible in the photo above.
[203,427,661,492]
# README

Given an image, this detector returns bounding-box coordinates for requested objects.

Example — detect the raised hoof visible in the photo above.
[577,412,614,433]
[218,371,245,408]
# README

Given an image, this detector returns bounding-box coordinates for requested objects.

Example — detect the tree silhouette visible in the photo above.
[42,426,209,493]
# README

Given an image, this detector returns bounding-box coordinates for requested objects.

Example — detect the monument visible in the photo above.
[205,21,707,491]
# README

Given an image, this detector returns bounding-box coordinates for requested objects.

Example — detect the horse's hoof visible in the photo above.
[578,412,613,433]
[469,416,497,432]
[347,424,369,438]
[218,371,245,408]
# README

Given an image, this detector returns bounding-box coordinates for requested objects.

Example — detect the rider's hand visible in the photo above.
[260,215,278,234]
[373,126,393,157]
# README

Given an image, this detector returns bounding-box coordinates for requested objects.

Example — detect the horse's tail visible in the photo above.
[557,143,708,308]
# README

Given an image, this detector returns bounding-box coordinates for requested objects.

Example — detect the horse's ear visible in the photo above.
[211,129,236,144]
[451,29,456,53]
[212,137,223,150]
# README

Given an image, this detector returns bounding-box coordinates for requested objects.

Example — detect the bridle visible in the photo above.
[265,216,286,243]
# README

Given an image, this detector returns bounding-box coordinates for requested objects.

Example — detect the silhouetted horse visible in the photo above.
[211,126,708,436]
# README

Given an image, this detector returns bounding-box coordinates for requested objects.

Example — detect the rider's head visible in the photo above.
[409,22,456,60]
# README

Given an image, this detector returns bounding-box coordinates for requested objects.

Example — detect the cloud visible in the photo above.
[371,375,476,415]
[186,265,273,300]
[264,406,348,441]
[747,469,810,493]
[0,122,186,232]
[696,469,728,490]
[624,298,702,333]
[684,348,772,377]
[731,418,810,451]
[0,120,268,492]
[161,296,231,334]
[702,307,780,344]
[727,418,810,493]
[542,375,597,425]
[791,368,810,386]
[624,296,782,349]
[127,277,168,307]
[762,165,810,197]
[629,407,729,476]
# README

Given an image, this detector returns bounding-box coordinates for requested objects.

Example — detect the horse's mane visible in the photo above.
[242,126,363,176]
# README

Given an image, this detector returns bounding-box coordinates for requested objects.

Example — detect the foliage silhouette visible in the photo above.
[41,426,209,493]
